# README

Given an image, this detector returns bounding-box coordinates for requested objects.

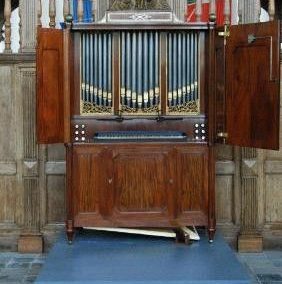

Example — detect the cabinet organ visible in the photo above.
[36,9,281,243]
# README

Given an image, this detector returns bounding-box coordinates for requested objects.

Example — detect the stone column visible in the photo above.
[237,0,264,252]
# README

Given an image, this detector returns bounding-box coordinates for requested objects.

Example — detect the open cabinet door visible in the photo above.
[37,28,71,144]
[216,21,280,150]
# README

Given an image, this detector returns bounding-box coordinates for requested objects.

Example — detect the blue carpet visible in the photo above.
[36,229,251,284]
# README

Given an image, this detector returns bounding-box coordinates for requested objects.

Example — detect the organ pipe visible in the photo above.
[80,30,199,115]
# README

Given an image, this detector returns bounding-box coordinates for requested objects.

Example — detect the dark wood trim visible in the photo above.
[207,25,216,145]
[73,33,81,115]
[63,28,71,143]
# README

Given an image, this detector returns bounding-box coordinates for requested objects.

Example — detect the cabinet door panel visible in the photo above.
[73,147,113,219]
[112,148,172,225]
[225,21,280,149]
[175,146,208,224]
[37,28,71,143]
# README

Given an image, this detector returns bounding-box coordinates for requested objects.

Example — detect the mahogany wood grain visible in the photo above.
[70,144,211,230]
[174,146,209,220]
[214,26,226,143]
[63,28,72,143]
[37,28,65,143]
[225,21,280,150]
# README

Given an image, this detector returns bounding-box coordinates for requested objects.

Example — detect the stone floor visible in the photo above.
[237,251,282,284]
[0,250,281,283]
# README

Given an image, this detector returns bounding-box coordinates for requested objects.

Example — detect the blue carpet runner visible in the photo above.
[36,229,251,284]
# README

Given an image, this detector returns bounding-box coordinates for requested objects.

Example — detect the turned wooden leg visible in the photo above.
[66,220,74,244]
[208,228,216,243]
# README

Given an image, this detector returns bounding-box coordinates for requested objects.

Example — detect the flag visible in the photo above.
[186,0,229,26]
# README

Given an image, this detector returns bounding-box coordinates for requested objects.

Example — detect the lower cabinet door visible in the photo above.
[72,146,114,227]
[71,144,209,228]
[174,146,209,226]
[111,146,174,227]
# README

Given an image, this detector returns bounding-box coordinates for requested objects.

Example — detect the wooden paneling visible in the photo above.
[69,144,211,230]
[0,66,15,160]
[225,21,280,150]
[47,175,65,223]
[265,175,282,223]
[176,149,207,212]
[175,146,208,224]
[36,28,65,144]
[216,176,233,223]
[72,147,113,220]
[114,150,168,212]
[0,177,17,223]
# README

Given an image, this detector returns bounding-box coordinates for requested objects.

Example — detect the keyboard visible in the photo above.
[93,131,187,141]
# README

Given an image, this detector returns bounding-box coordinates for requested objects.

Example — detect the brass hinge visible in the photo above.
[218,25,230,45]
[217,132,229,144]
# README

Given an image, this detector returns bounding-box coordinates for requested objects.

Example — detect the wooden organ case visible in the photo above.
[36,4,280,243]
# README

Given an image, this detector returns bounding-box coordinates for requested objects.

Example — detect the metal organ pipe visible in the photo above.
[89,33,94,103]
[132,32,137,109]
[149,32,154,108]
[137,32,143,110]
[108,33,112,107]
[168,33,173,107]
[126,32,132,108]
[81,32,113,113]
[172,33,177,106]
[143,32,149,109]
[93,33,98,104]
[121,32,126,106]
[103,33,108,106]
[182,32,187,104]
[98,33,103,105]
[80,30,199,115]
[177,33,182,105]
[167,31,200,113]
[155,32,160,105]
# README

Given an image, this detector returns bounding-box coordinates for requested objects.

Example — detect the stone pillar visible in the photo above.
[19,0,37,52]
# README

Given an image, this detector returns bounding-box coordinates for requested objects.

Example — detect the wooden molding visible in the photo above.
[18,233,43,253]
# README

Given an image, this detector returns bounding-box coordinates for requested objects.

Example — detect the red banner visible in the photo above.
[186,0,229,26]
